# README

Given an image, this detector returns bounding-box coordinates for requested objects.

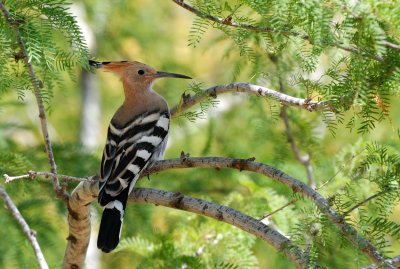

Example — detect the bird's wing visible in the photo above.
[98,111,169,206]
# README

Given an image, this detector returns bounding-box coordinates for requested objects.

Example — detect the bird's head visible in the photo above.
[89,60,191,90]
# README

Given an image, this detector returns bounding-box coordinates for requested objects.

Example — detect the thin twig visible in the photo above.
[280,106,316,188]
[342,188,400,217]
[276,70,317,189]
[0,2,65,200]
[381,41,400,51]
[4,171,94,184]
[316,150,365,191]
[362,255,400,269]
[260,199,298,221]
[334,43,384,62]
[171,0,397,62]
[0,185,49,269]
[170,82,328,117]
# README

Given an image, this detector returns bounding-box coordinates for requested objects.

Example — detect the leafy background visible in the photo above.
[0,0,400,268]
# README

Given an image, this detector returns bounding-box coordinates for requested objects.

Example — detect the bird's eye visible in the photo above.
[138,69,145,75]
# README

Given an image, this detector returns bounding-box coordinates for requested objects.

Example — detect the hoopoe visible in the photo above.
[89,60,191,252]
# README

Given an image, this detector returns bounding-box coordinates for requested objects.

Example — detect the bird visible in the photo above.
[89,60,191,252]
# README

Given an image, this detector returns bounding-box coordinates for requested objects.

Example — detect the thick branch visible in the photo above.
[146,157,392,268]
[129,188,322,269]
[129,188,328,268]
[62,180,98,269]
[171,0,397,62]
[0,185,49,269]
[170,82,328,117]
[61,180,320,268]
[0,2,64,199]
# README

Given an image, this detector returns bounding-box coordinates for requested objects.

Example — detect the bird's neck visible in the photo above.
[121,79,153,102]
[113,80,166,125]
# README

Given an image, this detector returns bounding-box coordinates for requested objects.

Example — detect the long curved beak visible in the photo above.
[151,71,192,79]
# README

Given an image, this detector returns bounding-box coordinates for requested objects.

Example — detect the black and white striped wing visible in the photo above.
[98,111,169,206]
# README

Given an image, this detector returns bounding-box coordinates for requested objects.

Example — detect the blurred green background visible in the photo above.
[1,0,400,268]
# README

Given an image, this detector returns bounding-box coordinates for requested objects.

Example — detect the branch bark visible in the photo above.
[146,157,393,268]
[0,3,66,200]
[62,180,98,269]
[129,187,324,269]
[0,185,49,269]
[170,82,328,117]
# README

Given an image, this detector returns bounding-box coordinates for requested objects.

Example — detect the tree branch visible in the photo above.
[62,180,98,269]
[172,0,296,36]
[0,2,66,200]
[362,256,400,269]
[129,187,325,269]
[6,155,392,267]
[171,0,397,62]
[0,185,49,269]
[170,82,328,117]
[52,179,319,268]
[146,157,392,268]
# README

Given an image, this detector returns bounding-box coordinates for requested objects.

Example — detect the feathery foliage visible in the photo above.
[187,0,400,134]
[0,0,89,103]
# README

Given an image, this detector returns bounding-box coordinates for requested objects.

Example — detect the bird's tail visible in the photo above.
[97,190,129,253]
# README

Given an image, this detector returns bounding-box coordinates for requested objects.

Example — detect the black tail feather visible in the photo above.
[97,188,129,253]
[97,207,123,253]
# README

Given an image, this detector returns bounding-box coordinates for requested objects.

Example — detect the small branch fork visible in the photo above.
[170,82,328,117]
[171,0,399,62]
[0,185,49,269]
